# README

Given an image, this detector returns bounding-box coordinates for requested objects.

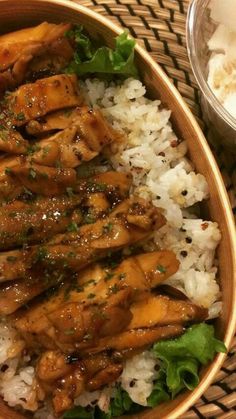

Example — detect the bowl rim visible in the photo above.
[1,0,236,417]
[186,0,236,130]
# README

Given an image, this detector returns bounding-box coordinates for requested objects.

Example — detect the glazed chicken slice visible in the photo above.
[4,74,82,126]
[25,104,121,138]
[84,325,184,354]
[0,273,64,317]
[0,109,120,198]
[14,250,178,342]
[9,163,77,196]
[27,35,74,81]
[80,171,132,195]
[0,105,118,164]
[0,198,164,314]
[0,22,71,71]
[0,129,29,155]
[0,23,73,95]
[128,294,207,329]
[26,107,84,136]
[0,194,83,250]
[29,107,120,168]
[44,196,165,249]
[36,351,123,414]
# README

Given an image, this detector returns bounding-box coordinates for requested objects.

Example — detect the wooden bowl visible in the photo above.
[0,1,235,418]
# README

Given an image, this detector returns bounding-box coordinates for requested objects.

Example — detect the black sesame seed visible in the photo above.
[186,237,192,243]
[181,190,188,196]
[180,250,188,257]
[129,379,136,388]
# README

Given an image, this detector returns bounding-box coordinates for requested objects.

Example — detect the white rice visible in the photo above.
[0,77,222,414]
[0,365,36,410]
[120,351,158,406]
[75,386,113,413]
[0,323,39,411]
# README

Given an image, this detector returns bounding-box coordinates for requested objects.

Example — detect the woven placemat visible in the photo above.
[73,1,236,417]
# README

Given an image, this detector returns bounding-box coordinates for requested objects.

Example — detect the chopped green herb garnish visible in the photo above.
[87,293,95,299]
[104,272,114,281]
[156,264,166,274]
[5,167,12,175]
[67,251,76,258]
[55,159,63,169]
[41,171,49,179]
[109,283,119,294]
[28,168,37,180]
[84,279,96,287]
[22,187,33,197]
[34,246,48,262]
[8,211,17,218]
[6,255,17,262]
[64,328,75,335]
[64,109,73,117]
[42,146,50,156]
[94,311,109,321]
[95,183,107,192]
[16,112,25,121]
[66,187,74,197]
[64,283,84,300]
[27,144,41,155]
[103,222,113,234]
[83,214,96,224]
[0,130,8,141]
[67,221,79,232]
[83,333,93,341]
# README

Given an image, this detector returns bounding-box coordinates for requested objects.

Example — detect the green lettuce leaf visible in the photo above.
[109,387,141,417]
[63,405,94,419]
[153,324,226,365]
[147,379,170,407]
[152,323,226,397]
[165,357,199,397]
[66,26,138,77]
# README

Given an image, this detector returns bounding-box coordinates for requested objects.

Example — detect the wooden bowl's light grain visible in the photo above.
[0,1,235,418]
